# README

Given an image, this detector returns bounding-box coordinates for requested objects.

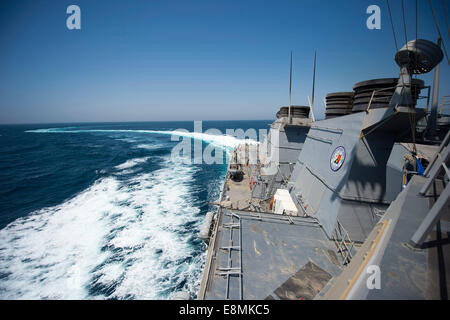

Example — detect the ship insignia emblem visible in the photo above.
[330,146,346,171]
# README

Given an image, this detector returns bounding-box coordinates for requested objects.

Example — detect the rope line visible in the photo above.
[428,0,450,65]
[386,0,399,52]
[402,0,408,45]
[414,0,418,75]
[443,0,450,40]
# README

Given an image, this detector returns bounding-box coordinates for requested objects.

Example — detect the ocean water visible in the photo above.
[0,120,271,299]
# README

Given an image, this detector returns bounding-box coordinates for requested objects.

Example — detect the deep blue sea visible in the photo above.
[0,120,271,299]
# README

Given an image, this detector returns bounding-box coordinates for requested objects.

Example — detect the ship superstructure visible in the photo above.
[197,37,449,300]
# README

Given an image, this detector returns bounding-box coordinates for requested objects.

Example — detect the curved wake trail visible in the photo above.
[26,127,258,149]
[0,157,206,299]
[1,124,251,299]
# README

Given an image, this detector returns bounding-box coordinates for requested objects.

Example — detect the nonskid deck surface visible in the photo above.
[323,175,450,299]
[365,176,450,299]
[199,135,448,300]
[202,210,345,300]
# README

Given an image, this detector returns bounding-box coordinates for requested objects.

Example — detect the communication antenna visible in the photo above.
[391,39,443,108]
[311,51,316,112]
[307,96,316,122]
[390,39,443,139]
[289,51,293,124]
[311,51,317,122]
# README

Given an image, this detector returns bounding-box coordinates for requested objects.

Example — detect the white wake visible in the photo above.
[0,157,206,299]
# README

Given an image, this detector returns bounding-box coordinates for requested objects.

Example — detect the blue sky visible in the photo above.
[0,0,449,124]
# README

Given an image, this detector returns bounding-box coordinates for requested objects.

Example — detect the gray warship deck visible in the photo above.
[322,174,449,299]
[199,209,344,300]
[197,37,448,300]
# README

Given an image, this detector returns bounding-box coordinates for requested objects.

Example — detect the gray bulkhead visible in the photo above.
[253,118,311,199]
[288,109,422,242]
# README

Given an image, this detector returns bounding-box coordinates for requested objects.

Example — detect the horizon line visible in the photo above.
[0,118,279,126]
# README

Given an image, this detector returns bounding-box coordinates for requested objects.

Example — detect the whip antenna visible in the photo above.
[289,51,293,124]
[311,51,317,120]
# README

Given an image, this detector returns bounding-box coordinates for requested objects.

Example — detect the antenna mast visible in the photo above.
[311,51,317,121]
[289,51,293,124]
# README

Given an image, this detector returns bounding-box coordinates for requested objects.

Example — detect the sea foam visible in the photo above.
[0,157,205,299]
[26,127,258,149]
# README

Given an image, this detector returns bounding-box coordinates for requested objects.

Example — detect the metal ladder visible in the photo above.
[410,130,450,247]
[332,219,355,266]
[216,213,243,299]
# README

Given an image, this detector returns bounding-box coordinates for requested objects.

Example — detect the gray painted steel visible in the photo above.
[198,39,448,300]
[202,210,343,300]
